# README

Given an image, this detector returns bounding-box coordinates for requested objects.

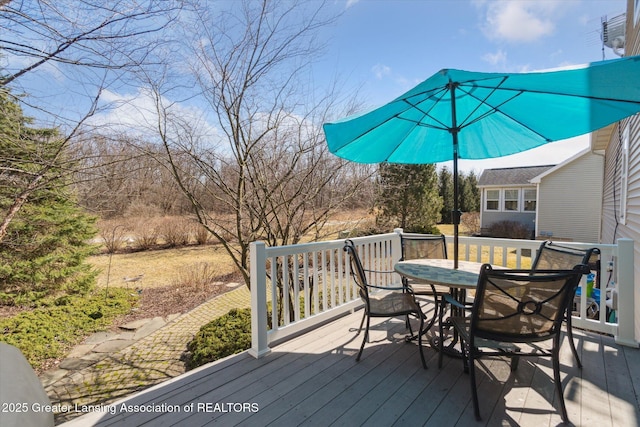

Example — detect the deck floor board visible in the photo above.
[61,309,640,427]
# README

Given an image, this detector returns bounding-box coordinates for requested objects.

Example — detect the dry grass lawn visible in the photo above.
[89,244,239,289]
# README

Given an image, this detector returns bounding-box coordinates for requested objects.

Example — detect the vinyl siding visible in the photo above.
[537,152,603,242]
[600,0,640,342]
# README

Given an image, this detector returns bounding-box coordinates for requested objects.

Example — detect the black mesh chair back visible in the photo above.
[532,241,599,274]
[343,240,427,368]
[399,233,448,336]
[401,233,447,261]
[530,240,600,367]
[473,266,585,342]
[458,263,587,423]
[345,239,373,307]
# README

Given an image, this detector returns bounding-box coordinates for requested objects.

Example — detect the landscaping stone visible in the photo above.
[119,318,152,331]
[83,331,119,345]
[92,339,137,353]
[65,344,95,359]
[58,358,96,371]
[132,316,166,340]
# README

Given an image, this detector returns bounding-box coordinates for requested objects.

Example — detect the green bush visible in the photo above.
[185,308,251,370]
[0,288,136,369]
[487,220,532,239]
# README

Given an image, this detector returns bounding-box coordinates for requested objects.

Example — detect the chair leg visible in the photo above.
[417,314,427,369]
[422,294,440,333]
[438,298,447,369]
[553,345,570,424]
[356,311,366,336]
[510,355,520,372]
[356,315,370,362]
[469,352,481,421]
[566,309,582,368]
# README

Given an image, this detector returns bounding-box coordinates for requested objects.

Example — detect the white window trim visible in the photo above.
[523,188,537,212]
[485,189,500,211]
[503,188,520,211]
[620,125,629,225]
[483,187,537,213]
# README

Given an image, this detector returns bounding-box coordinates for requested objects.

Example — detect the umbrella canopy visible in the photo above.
[324,56,640,267]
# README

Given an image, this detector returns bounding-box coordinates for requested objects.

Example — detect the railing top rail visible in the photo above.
[263,233,399,257]
[451,236,618,252]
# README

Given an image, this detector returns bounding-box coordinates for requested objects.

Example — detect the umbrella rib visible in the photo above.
[400,86,452,131]
[457,81,556,141]
[455,76,509,129]
[472,83,640,105]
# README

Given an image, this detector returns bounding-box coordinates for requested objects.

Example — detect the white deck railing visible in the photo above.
[249,231,637,358]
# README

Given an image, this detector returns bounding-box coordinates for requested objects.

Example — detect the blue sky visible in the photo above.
[316,0,626,172]
[7,0,628,174]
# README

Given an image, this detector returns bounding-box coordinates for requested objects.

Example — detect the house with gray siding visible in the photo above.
[478,165,554,237]
[478,151,605,241]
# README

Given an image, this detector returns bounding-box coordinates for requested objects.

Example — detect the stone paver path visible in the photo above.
[41,285,250,423]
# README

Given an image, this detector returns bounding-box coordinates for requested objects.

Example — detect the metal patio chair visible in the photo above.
[449,264,588,423]
[344,240,427,369]
[399,233,449,337]
[531,240,600,368]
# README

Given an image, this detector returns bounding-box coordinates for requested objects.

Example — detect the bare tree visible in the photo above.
[0,0,182,87]
[144,0,372,287]
[0,0,183,242]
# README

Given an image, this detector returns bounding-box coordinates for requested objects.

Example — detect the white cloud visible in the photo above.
[88,88,220,144]
[345,0,360,9]
[478,1,563,43]
[482,49,507,67]
[371,63,391,80]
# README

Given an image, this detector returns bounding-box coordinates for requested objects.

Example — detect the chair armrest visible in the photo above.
[443,293,473,310]
[363,268,396,275]
[367,283,412,292]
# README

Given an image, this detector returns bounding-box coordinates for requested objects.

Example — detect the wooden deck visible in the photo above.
[62,307,640,426]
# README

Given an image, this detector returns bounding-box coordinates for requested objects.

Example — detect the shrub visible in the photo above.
[460,212,480,235]
[158,217,191,247]
[171,262,219,290]
[133,218,160,250]
[0,288,136,370]
[487,220,532,239]
[184,308,251,370]
[101,224,128,254]
[403,224,441,234]
[193,224,211,245]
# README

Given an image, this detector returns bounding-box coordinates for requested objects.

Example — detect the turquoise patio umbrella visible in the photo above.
[324,55,640,268]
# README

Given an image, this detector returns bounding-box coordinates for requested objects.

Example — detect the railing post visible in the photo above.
[249,241,271,358]
[390,229,403,285]
[615,238,639,347]
[393,228,403,266]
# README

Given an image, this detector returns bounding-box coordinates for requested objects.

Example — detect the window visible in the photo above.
[523,189,537,211]
[486,189,499,211]
[504,189,519,211]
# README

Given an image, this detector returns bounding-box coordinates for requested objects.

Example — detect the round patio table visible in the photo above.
[394,259,490,358]
[394,259,486,290]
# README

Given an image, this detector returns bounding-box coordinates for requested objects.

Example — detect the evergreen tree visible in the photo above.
[462,170,480,212]
[438,167,454,223]
[0,89,97,302]
[376,163,442,233]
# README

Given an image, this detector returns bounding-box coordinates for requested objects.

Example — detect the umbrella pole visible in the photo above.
[449,82,460,269]
[453,146,459,269]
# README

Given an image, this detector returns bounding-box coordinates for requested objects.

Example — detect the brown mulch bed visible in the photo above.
[112,271,245,327]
